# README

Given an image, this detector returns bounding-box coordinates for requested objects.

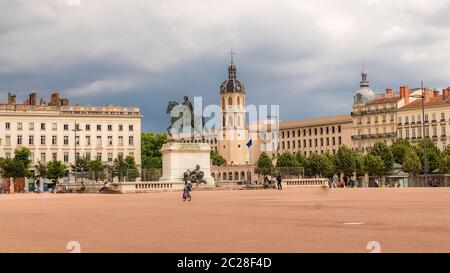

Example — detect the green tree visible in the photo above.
[46,160,67,183]
[255,152,274,176]
[321,152,336,178]
[355,154,365,177]
[0,158,26,178]
[363,154,385,179]
[307,153,334,178]
[369,141,394,175]
[403,148,422,185]
[276,152,299,168]
[141,132,167,169]
[113,156,139,181]
[71,156,89,173]
[295,153,305,167]
[210,151,226,166]
[87,160,105,182]
[414,139,441,173]
[390,139,412,165]
[335,145,356,177]
[35,161,47,178]
[14,147,32,169]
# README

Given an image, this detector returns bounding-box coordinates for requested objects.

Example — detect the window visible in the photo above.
[432,113,436,122]
[75,136,80,145]
[338,137,342,145]
[442,126,446,136]
[425,127,429,137]
[85,152,91,161]
[75,124,80,130]
[314,139,317,147]
[309,139,312,147]
[441,112,445,121]
[425,114,429,122]
[64,124,69,131]
[326,127,329,134]
[17,135,22,145]
[433,126,437,137]
[118,136,124,146]
[405,129,410,139]
[5,152,11,159]
[367,116,371,124]
[107,153,113,162]
[85,124,91,131]
[5,122,10,130]
[390,113,394,122]
[292,141,295,149]
[332,137,336,145]
[29,135,34,145]
[41,152,46,163]
[326,138,330,146]
[287,141,290,149]
[405,116,409,124]
[108,136,113,146]
[96,153,102,161]
[314,128,317,135]
[411,116,415,123]
[30,153,34,163]
[309,129,312,136]
[40,135,46,145]
[108,125,113,131]
[417,128,422,138]
[287,131,290,138]
[320,138,323,146]
[52,135,57,145]
[64,136,69,145]
[86,135,91,146]
[118,153,124,160]
[320,128,323,135]
[417,115,421,122]
[5,135,11,146]
[332,126,335,134]
[97,125,101,131]
[52,153,57,161]
[282,132,284,139]
[119,125,123,131]
[64,152,69,163]
[398,117,402,124]
[29,123,34,130]
[282,142,285,149]
[52,123,57,131]
[41,123,46,130]
[17,123,22,131]
[97,136,102,146]
[303,139,306,148]
[129,125,134,131]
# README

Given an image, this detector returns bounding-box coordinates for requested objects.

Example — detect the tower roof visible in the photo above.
[220,50,245,93]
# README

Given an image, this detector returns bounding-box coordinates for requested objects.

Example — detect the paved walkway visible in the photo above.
[1,188,450,252]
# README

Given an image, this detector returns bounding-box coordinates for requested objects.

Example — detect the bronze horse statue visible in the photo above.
[166,100,206,138]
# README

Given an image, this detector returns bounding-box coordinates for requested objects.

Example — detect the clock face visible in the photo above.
[221,86,225,92]
[236,85,241,91]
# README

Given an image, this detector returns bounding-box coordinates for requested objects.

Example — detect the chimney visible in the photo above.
[443,88,449,101]
[400,86,409,104]
[7,92,16,104]
[423,88,431,103]
[386,88,393,95]
[29,92,37,106]
[50,92,61,106]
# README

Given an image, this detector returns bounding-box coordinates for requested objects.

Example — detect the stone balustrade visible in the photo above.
[284,178,329,188]
[112,181,185,193]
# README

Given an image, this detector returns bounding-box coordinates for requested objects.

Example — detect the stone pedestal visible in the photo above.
[159,142,214,185]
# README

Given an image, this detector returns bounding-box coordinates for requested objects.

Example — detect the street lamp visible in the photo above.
[72,121,83,184]
[410,81,428,186]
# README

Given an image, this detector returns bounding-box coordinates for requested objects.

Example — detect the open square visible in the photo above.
[1,188,450,253]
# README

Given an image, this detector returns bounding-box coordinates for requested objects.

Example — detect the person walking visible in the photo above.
[276,174,282,190]
[332,174,338,188]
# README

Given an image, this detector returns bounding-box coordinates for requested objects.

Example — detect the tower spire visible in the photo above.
[227,49,237,79]
[228,49,236,65]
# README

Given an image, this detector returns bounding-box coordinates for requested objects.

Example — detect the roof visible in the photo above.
[279,115,352,129]
[399,95,450,111]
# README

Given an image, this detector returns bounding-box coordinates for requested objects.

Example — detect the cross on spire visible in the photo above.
[228,49,236,65]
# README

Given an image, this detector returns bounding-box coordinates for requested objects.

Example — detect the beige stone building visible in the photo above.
[397,87,450,150]
[0,92,141,167]
[351,69,418,153]
[278,115,353,156]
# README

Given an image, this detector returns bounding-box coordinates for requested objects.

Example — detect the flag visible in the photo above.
[246,139,252,148]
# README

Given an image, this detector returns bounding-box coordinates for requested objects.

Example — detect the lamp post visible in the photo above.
[72,121,83,184]
[411,81,428,186]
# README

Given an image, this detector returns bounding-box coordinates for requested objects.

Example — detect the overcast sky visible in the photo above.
[1,0,450,132]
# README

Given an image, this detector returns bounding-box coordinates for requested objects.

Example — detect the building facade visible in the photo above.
[278,115,353,156]
[0,92,141,167]
[351,69,418,153]
[397,87,450,150]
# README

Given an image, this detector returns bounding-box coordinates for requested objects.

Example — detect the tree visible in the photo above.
[439,155,450,173]
[46,160,67,183]
[321,152,336,178]
[335,145,356,177]
[71,156,89,174]
[35,161,47,178]
[87,160,105,182]
[363,154,385,179]
[355,154,365,177]
[390,139,412,165]
[0,158,26,178]
[113,156,139,181]
[141,132,167,169]
[369,141,394,175]
[210,151,226,166]
[414,139,441,173]
[14,147,32,169]
[255,152,274,176]
[276,152,299,168]
[295,153,305,167]
[403,148,422,185]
